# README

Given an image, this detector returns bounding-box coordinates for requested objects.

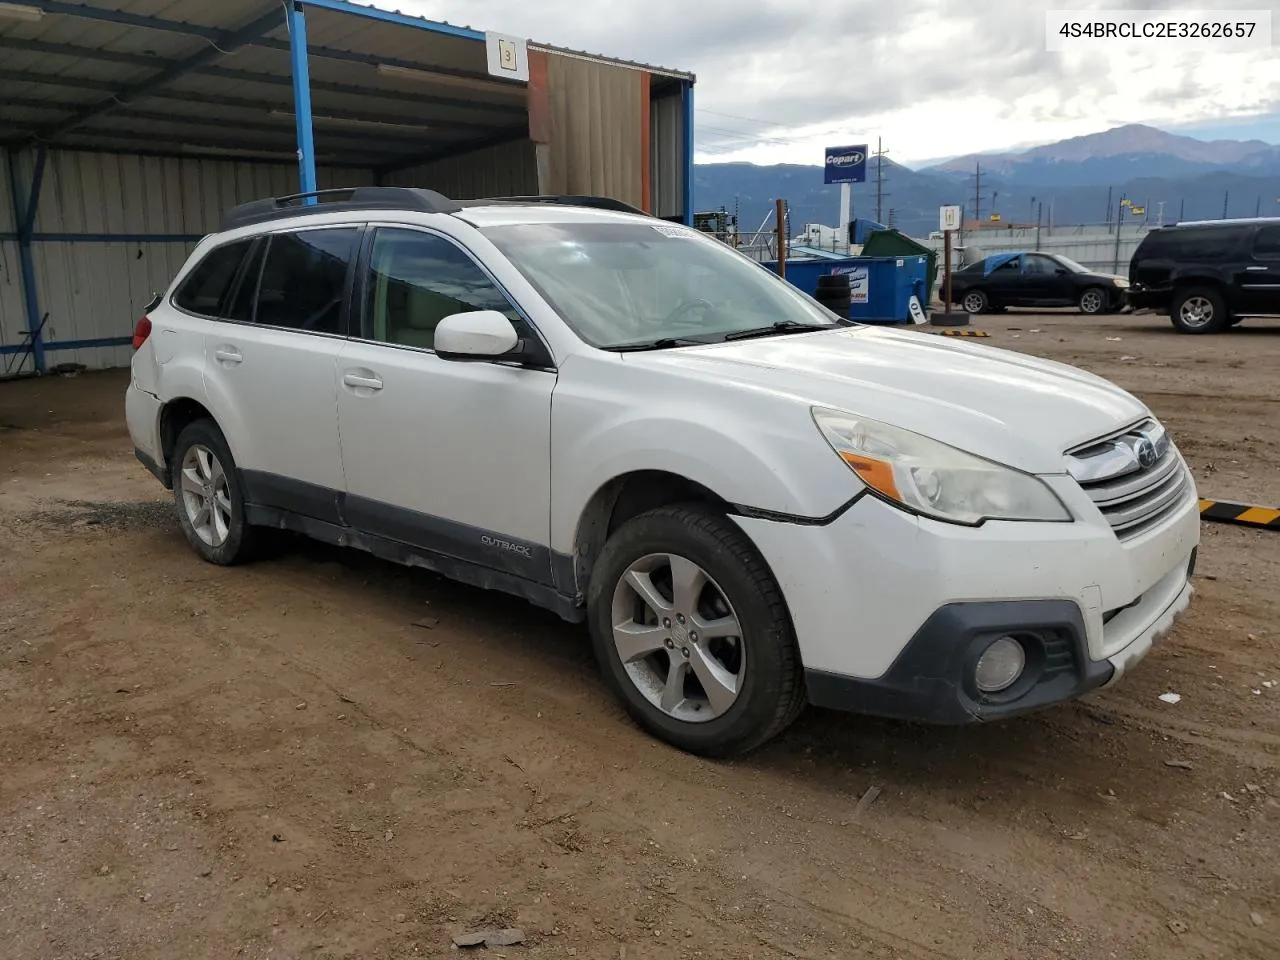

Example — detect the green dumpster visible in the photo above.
[860,229,938,308]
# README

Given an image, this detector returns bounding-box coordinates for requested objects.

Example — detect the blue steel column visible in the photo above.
[6,145,48,374]
[286,1,319,199]
[681,80,695,225]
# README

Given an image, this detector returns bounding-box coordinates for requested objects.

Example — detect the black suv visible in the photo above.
[1127,218,1280,333]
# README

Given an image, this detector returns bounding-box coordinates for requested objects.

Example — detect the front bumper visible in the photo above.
[733,481,1200,724]
[1125,287,1167,312]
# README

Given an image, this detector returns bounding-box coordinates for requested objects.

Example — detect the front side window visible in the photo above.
[479,221,845,350]
[363,228,521,351]
[253,228,359,334]
[172,239,253,317]
[1023,255,1056,275]
[992,256,1021,273]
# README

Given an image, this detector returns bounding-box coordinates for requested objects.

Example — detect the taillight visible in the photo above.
[132,315,152,351]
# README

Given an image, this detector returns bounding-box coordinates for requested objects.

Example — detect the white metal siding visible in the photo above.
[651,92,684,220]
[382,139,538,198]
[1,242,27,369]
[5,149,374,371]
[24,151,373,235]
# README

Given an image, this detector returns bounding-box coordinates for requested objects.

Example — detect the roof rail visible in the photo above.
[220,187,462,231]
[463,195,652,217]
[1167,216,1280,228]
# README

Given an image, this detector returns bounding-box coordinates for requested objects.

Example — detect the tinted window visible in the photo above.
[254,228,359,334]
[172,239,253,316]
[993,257,1020,273]
[1140,227,1238,262]
[364,228,520,351]
[1253,225,1280,259]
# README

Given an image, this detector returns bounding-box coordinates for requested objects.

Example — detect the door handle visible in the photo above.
[214,346,242,364]
[343,373,383,391]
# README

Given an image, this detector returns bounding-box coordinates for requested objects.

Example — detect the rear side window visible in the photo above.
[172,239,253,316]
[1253,225,1280,259]
[1140,228,1237,262]
[254,228,360,334]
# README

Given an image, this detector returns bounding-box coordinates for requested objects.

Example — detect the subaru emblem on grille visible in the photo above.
[1136,438,1158,468]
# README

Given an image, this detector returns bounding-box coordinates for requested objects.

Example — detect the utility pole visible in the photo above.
[1223,190,1229,219]
[1106,186,1113,232]
[1179,198,1185,221]
[1157,200,1165,227]
[874,137,889,224]
[969,162,982,226]
[1112,194,1126,273]
[1256,195,1262,218]
[1036,201,1043,250]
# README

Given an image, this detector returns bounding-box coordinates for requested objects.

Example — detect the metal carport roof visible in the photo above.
[0,0,693,175]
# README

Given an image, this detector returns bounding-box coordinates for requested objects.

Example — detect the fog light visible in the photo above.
[975,636,1026,693]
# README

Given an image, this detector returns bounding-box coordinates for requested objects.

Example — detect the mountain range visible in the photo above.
[693,123,1280,240]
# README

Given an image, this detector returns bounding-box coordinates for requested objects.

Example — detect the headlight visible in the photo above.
[811,407,1072,525]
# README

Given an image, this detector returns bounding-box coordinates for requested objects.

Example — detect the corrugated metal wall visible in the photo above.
[650,92,685,220]
[541,53,644,208]
[382,138,538,198]
[1,149,26,367]
[1,150,373,372]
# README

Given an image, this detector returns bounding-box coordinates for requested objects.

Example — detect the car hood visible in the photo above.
[626,326,1150,474]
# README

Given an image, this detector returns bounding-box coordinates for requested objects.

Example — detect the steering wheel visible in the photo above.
[661,298,715,327]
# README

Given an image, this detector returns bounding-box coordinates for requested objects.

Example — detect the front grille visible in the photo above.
[1065,419,1191,540]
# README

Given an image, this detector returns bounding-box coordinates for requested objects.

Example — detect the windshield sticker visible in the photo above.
[649,223,698,239]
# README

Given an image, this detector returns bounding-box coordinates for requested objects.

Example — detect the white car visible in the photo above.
[126,187,1200,757]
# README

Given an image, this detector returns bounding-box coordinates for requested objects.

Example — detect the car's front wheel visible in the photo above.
[171,419,258,565]
[587,504,805,757]
[1078,287,1107,314]
[961,289,989,314]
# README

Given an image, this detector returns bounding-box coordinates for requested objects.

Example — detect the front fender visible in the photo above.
[549,397,858,553]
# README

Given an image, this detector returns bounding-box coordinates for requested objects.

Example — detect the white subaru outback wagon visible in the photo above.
[126,187,1200,757]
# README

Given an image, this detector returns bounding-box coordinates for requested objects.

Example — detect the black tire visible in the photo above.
[960,288,988,314]
[1078,287,1107,315]
[587,504,805,757]
[1170,286,1228,334]
[816,274,850,289]
[170,419,258,565]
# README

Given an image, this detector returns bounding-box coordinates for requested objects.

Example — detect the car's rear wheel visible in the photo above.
[961,289,988,314]
[1078,287,1107,314]
[587,504,805,757]
[1170,287,1228,333]
[171,419,258,565]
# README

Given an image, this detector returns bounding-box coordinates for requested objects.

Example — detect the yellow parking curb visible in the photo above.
[1199,499,1280,530]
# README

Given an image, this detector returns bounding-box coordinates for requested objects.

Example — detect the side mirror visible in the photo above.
[434,310,520,360]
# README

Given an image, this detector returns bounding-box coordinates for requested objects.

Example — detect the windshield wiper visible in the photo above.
[605,337,709,352]
[721,320,834,342]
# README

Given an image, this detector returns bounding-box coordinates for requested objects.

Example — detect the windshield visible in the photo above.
[479,220,848,349]
[1053,254,1090,273]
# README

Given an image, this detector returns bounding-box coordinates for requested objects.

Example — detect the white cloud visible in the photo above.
[395,0,1280,165]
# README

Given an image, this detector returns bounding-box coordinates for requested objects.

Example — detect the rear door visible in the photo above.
[985,255,1025,305]
[1236,224,1280,315]
[200,225,360,523]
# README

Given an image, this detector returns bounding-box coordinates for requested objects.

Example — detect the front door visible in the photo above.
[1021,253,1072,305]
[335,226,557,586]
[985,255,1025,306]
[201,226,360,523]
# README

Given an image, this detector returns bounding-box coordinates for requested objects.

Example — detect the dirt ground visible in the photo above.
[1,311,1277,960]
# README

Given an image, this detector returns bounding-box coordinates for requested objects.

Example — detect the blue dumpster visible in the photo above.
[765,254,929,324]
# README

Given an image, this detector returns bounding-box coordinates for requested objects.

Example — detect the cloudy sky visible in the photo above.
[403,0,1280,168]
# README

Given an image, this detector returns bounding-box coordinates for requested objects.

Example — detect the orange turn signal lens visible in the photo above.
[838,451,901,500]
